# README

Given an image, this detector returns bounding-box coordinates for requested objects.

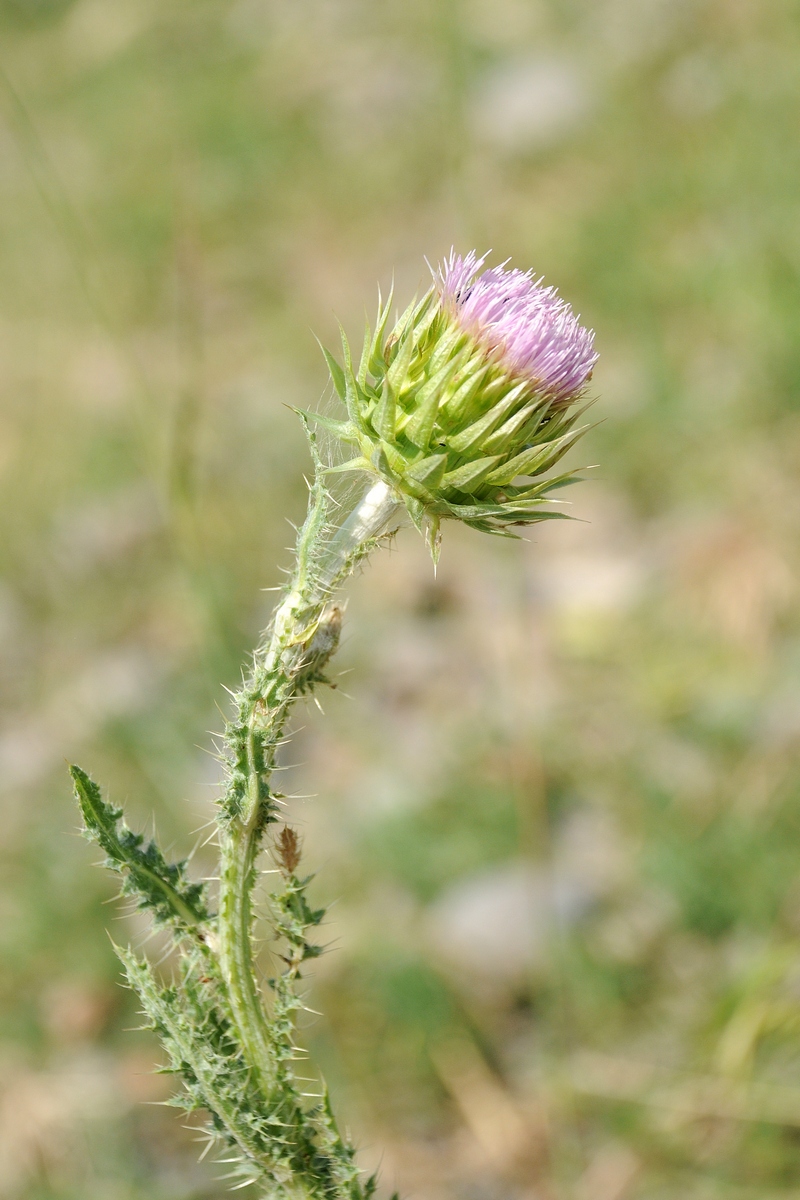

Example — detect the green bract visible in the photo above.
[316,287,594,557]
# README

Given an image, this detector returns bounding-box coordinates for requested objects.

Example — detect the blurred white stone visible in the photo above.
[472,56,593,154]
[425,861,583,985]
[426,811,625,987]
[426,808,628,987]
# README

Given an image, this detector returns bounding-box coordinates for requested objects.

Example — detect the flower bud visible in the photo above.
[319,251,598,557]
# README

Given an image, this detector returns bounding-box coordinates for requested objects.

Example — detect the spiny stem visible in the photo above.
[217,478,401,1105]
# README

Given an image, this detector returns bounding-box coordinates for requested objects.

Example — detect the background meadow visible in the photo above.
[3,0,800,1197]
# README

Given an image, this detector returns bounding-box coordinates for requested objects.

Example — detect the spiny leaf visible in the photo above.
[403,355,460,450]
[405,452,447,489]
[385,317,417,395]
[481,399,541,455]
[71,765,210,930]
[317,341,346,402]
[446,381,527,454]
[357,319,372,388]
[367,282,395,378]
[441,454,502,493]
[483,424,589,486]
[325,456,371,475]
[338,325,369,430]
[293,407,358,443]
[371,376,396,442]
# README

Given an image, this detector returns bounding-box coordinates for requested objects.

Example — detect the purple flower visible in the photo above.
[436,250,597,404]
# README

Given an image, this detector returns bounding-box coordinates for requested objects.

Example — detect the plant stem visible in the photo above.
[217,479,401,1100]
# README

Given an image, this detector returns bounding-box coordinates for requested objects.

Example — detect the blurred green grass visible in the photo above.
[3,0,800,1196]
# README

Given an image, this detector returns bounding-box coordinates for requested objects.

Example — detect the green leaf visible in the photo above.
[439,359,492,426]
[376,439,408,477]
[385,323,417,395]
[447,382,528,454]
[357,319,372,388]
[339,325,369,430]
[70,764,210,931]
[443,499,570,522]
[481,398,541,455]
[371,377,396,442]
[403,354,458,450]
[291,408,358,443]
[317,341,346,402]
[506,467,586,500]
[405,452,447,489]
[325,456,371,474]
[484,425,588,486]
[441,454,502,493]
[403,495,426,531]
[425,322,463,374]
[367,282,395,378]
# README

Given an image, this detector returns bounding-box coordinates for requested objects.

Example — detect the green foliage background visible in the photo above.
[3,0,800,1196]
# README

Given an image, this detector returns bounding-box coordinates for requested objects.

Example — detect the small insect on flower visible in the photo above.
[317,251,598,558]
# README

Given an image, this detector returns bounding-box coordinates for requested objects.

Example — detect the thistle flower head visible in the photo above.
[437,250,597,403]
[317,251,597,557]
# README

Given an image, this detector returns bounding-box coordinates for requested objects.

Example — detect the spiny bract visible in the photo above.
[317,250,598,556]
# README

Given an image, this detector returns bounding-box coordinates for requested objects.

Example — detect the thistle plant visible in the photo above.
[71,252,597,1198]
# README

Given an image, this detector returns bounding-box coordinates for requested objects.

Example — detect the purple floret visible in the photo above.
[436,250,597,403]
